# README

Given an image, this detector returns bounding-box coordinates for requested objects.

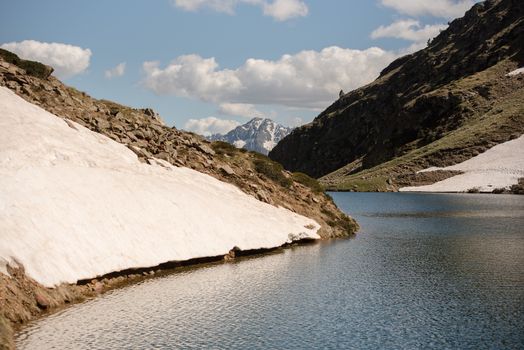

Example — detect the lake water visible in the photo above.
[16,193,524,349]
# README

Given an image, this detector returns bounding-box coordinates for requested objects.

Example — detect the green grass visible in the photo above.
[321,65,524,192]
[252,153,292,188]
[291,172,324,193]
[211,141,242,156]
[336,176,389,192]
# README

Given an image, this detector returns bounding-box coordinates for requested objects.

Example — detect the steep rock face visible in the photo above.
[269,0,524,189]
[209,118,293,155]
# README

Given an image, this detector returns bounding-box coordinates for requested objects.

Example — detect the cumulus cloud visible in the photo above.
[262,0,308,21]
[218,103,264,118]
[104,62,126,79]
[171,0,308,21]
[184,116,240,136]
[371,19,447,42]
[380,0,476,19]
[0,40,91,78]
[142,46,398,109]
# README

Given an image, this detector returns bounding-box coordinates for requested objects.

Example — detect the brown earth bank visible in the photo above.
[269,0,524,191]
[0,50,358,348]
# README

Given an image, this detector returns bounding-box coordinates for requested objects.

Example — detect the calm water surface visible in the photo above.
[16,193,524,349]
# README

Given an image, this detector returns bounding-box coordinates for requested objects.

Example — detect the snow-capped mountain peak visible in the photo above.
[209,118,293,155]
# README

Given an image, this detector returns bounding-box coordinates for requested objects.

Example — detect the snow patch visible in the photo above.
[506,67,524,77]
[400,135,524,192]
[233,139,246,148]
[263,140,277,151]
[0,87,320,287]
[0,257,9,276]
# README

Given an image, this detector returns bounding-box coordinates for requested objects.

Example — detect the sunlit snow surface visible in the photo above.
[506,67,524,76]
[0,87,320,287]
[400,135,524,193]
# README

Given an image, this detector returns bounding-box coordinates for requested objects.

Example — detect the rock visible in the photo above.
[64,119,78,131]
[219,164,235,176]
[92,282,104,293]
[197,144,215,156]
[35,293,50,309]
[142,108,155,117]
[129,145,152,159]
[96,118,110,130]
[224,246,241,261]
[256,189,271,203]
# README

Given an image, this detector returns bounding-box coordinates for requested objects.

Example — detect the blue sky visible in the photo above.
[0,0,476,135]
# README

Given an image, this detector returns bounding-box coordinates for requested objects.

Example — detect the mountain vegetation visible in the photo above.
[270,0,524,191]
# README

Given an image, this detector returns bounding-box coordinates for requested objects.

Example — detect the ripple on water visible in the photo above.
[16,193,524,349]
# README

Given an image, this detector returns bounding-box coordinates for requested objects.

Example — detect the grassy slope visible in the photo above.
[320,60,524,191]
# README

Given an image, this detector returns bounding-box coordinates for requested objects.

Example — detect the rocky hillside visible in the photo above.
[0,48,358,349]
[269,0,524,191]
[0,48,356,240]
[209,117,293,155]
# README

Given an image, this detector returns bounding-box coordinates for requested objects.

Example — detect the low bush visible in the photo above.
[0,48,53,79]
[211,141,239,156]
[252,154,292,188]
[291,172,323,193]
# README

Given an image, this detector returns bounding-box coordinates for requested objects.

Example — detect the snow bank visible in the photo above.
[400,135,524,193]
[0,87,320,287]
[506,67,524,77]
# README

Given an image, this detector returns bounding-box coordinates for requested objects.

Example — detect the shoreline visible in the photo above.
[1,237,330,349]
[326,189,522,194]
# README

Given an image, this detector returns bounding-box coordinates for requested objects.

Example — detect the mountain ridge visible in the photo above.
[208,117,293,155]
[269,0,524,191]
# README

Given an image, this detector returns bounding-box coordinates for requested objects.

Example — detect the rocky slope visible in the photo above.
[269,0,524,191]
[0,49,358,348]
[209,117,293,155]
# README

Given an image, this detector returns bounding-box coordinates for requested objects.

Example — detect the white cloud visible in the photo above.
[218,103,264,118]
[171,0,308,21]
[142,46,398,109]
[184,116,240,136]
[104,62,126,79]
[371,19,447,42]
[379,0,476,19]
[262,0,308,21]
[0,40,91,78]
[172,0,238,13]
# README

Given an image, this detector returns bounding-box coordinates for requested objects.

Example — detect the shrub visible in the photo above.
[0,48,53,79]
[211,141,239,156]
[252,154,292,188]
[291,172,323,193]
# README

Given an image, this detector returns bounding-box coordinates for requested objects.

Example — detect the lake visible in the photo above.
[16,193,524,349]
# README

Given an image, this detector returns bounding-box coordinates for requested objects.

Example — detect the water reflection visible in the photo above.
[17,193,524,349]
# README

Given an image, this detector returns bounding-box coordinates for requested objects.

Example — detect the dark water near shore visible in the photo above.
[16,193,524,349]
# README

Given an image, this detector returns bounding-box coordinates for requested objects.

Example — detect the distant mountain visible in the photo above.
[270,0,524,191]
[209,117,293,155]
